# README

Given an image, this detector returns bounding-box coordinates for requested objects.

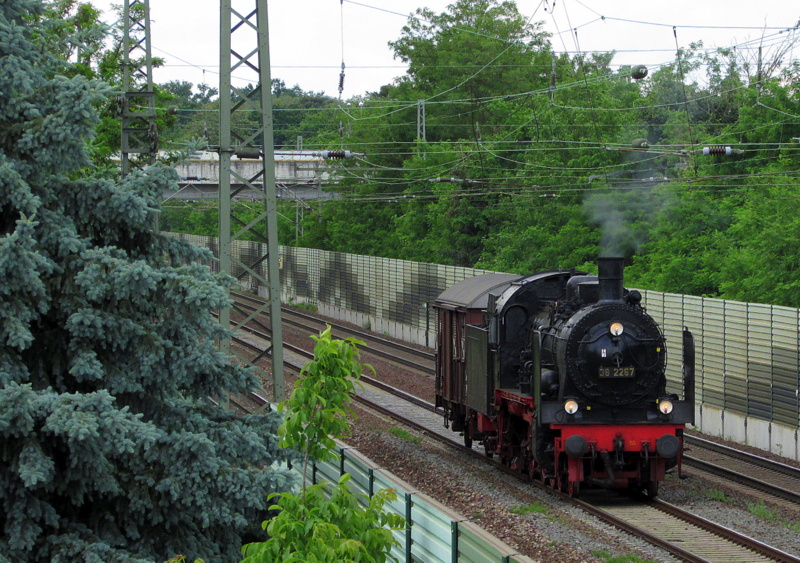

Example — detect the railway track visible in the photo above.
[683,435,800,505]
[580,494,797,562]
[231,291,435,376]
[225,309,799,562]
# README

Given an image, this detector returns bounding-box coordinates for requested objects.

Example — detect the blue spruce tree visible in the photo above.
[0,2,295,561]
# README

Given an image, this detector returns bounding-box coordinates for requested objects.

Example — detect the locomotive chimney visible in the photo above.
[598,257,624,302]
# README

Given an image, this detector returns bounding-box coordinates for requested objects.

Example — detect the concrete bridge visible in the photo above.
[165,150,339,202]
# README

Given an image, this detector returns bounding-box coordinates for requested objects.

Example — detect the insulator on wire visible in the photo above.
[235,147,262,159]
[338,62,345,96]
[315,150,353,159]
[702,146,733,156]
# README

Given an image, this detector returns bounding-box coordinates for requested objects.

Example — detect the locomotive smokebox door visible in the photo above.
[465,324,492,415]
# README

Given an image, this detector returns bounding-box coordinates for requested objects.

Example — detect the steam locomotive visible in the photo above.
[434,258,695,496]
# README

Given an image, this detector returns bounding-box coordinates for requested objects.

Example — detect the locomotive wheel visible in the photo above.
[463,433,473,448]
[645,481,659,498]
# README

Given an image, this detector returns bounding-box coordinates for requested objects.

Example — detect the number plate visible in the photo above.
[598,366,636,378]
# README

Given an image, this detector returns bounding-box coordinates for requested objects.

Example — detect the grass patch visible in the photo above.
[705,489,735,503]
[509,502,549,516]
[746,501,779,522]
[389,427,422,444]
[743,502,800,534]
[285,297,318,312]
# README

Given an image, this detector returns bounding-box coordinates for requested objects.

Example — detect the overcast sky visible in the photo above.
[93,0,798,98]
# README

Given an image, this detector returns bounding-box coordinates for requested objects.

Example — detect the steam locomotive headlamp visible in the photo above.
[609,322,624,336]
[564,399,580,415]
[658,399,674,415]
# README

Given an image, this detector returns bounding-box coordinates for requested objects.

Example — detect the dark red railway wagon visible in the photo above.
[434,274,518,434]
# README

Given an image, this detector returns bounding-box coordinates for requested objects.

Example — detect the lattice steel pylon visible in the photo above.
[218,0,285,401]
[120,0,157,175]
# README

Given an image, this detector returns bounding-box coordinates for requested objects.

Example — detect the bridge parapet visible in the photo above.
[175,150,328,185]
[166,150,339,201]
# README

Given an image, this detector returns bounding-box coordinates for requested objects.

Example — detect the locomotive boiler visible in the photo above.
[434,257,695,496]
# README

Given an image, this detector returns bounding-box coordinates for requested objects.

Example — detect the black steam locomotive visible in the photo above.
[434,258,694,496]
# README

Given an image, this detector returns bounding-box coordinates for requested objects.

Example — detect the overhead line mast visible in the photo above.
[120,0,157,176]
[219,0,285,401]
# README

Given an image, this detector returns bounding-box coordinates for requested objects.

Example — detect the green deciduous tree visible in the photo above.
[241,327,406,563]
[389,0,551,141]
[0,2,295,561]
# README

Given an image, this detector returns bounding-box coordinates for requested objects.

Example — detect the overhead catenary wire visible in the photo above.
[274,175,800,206]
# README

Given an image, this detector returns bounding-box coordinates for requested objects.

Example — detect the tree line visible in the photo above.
[160,0,800,308]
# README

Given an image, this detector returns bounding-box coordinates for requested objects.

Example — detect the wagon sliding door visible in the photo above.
[465,324,491,415]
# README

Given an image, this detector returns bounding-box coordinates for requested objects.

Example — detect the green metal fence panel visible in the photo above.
[457,522,537,562]
[373,469,412,562]
[458,522,507,562]
[642,290,665,325]
[410,496,457,563]
[342,448,376,498]
[313,455,342,486]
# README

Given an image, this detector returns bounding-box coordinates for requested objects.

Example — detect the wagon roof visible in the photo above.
[435,273,521,310]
